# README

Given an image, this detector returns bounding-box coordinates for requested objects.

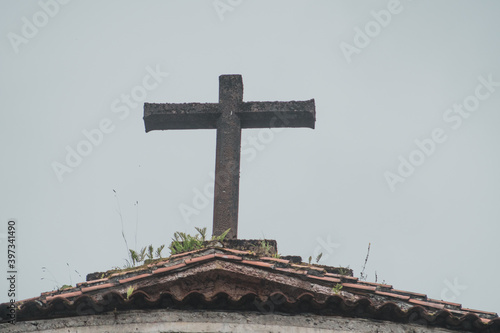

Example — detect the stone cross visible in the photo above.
[144,75,315,239]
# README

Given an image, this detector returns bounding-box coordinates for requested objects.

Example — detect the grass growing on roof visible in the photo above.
[168,227,231,255]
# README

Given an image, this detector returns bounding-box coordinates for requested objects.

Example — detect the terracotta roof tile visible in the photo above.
[324,273,358,282]
[214,253,242,261]
[240,260,274,269]
[81,283,115,293]
[341,283,376,292]
[110,269,145,278]
[46,291,82,301]
[360,281,393,289]
[306,275,341,284]
[152,262,187,275]
[148,259,169,268]
[275,267,307,275]
[184,254,216,265]
[307,266,325,273]
[118,273,152,284]
[77,277,109,287]
[462,308,498,317]
[448,309,468,316]
[170,248,205,259]
[259,257,290,264]
[221,248,251,255]
[428,298,462,307]
[409,299,445,310]
[390,289,427,298]
[375,291,410,301]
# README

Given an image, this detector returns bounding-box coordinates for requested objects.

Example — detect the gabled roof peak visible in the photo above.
[1,246,499,332]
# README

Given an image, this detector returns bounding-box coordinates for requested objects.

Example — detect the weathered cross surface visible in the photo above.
[144,75,315,239]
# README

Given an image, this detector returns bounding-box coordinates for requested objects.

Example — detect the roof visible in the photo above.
[1,246,499,332]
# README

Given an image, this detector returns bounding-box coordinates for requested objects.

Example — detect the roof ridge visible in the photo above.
[8,249,498,327]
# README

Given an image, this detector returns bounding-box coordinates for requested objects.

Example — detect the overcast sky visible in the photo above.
[1,0,499,315]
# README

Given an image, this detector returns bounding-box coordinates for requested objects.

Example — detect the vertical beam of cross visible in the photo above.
[213,75,243,238]
[144,75,315,239]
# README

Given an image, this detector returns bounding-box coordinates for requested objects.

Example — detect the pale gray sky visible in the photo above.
[1,0,499,314]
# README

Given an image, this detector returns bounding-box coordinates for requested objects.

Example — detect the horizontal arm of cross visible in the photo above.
[144,99,315,132]
[238,99,315,129]
[144,102,220,132]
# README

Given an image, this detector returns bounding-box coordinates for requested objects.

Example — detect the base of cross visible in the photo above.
[222,239,278,256]
[85,239,355,282]
[212,239,301,264]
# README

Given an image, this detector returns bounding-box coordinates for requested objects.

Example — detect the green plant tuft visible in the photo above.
[126,286,134,300]
[337,267,350,276]
[332,283,343,294]
[155,244,165,258]
[215,228,231,242]
[315,252,323,263]
[168,231,204,255]
[127,244,167,268]
[168,227,231,256]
